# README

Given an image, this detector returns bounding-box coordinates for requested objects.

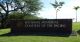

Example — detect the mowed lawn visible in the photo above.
[0,22,80,42]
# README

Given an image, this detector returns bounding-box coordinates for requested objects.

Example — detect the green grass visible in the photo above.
[0,35,80,42]
[0,22,80,42]
[72,22,80,31]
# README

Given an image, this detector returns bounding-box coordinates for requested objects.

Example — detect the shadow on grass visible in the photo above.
[0,32,71,37]
[77,30,80,35]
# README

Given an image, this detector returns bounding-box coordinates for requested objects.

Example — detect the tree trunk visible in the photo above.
[76,10,77,22]
[1,19,4,28]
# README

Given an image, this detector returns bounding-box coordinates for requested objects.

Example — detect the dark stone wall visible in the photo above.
[9,19,72,36]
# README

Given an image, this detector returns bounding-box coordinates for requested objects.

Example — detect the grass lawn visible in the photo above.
[0,22,80,42]
[72,22,80,31]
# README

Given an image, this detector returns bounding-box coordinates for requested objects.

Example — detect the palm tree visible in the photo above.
[74,6,80,22]
[51,0,64,19]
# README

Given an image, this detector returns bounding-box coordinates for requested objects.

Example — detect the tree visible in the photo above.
[8,12,25,20]
[21,0,42,15]
[0,0,42,28]
[51,0,64,19]
[8,12,41,20]
[0,0,25,28]
[74,6,80,22]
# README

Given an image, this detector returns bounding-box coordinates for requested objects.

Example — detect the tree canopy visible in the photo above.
[0,0,42,28]
[0,0,42,14]
[21,0,42,15]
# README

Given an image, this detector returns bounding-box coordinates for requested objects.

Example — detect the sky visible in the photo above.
[38,0,80,22]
